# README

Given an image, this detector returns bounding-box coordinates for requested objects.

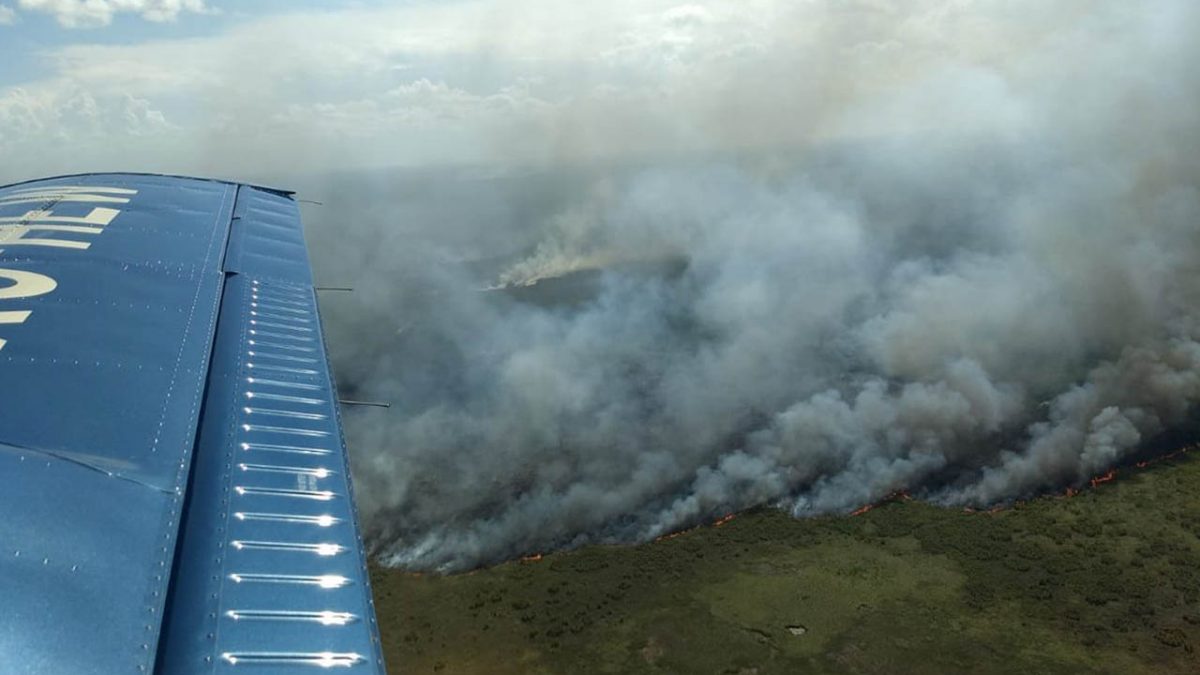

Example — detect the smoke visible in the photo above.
[267,1,1199,570]
[5,1,1195,570]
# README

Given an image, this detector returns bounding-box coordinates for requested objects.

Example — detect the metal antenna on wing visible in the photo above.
[313,281,386,407]
[338,399,391,409]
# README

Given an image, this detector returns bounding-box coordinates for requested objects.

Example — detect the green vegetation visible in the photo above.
[371,453,1200,674]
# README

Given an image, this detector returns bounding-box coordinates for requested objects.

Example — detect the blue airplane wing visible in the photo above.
[0,174,385,673]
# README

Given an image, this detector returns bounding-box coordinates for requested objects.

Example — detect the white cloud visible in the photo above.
[0,82,176,180]
[0,5,15,24]
[0,0,1195,182]
[16,0,208,28]
[0,84,170,145]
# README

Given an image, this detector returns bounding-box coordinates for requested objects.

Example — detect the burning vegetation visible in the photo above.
[633,445,1198,545]
[841,445,1200,520]
[372,449,1200,674]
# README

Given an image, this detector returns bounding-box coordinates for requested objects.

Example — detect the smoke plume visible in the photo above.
[297,0,1200,571]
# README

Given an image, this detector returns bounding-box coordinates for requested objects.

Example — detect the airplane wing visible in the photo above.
[0,174,385,673]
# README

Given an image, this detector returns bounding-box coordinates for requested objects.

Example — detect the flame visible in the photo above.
[850,490,911,517]
[961,443,1196,517]
[849,504,874,517]
[521,553,544,563]
[1132,443,1192,470]
[650,444,1195,546]
[655,525,700,542]
[654,512,739,541]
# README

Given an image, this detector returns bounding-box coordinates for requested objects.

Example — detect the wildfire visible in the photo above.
[849,490,912,517]
[655,526,697,542]
[652,445,1196,545]
[651,511,743,542]
[1135,444,1192,469]
[521,553,544,563]
[961,443,1197,515]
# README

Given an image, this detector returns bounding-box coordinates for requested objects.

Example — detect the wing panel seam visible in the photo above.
[144,183,241,672]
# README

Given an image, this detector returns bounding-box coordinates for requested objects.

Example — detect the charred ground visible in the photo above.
[372,452,1200,674]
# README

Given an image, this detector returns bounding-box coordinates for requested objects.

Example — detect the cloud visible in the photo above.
[0,82,174,178]
[0,5,14,24]
[0,0,1115,178]
[5,1,776,178]
[15,0,208,27]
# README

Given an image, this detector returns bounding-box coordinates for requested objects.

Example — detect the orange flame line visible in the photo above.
[850,489,912,517]
[961,444,1195,517]
[655,525,699,542]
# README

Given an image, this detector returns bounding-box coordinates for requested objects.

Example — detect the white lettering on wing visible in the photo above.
[0,270,57,352]
[0,207,120,227]
[0,225,102,249]
[0,269,57,300]
[0,193,131,207]
[0,186,136,351]
[5,186,137,196]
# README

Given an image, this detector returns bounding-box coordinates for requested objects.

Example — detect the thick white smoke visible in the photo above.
[302,0,1200,571]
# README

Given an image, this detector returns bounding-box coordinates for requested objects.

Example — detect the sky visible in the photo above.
[3,0,1168,184]
[3,0,779,181]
